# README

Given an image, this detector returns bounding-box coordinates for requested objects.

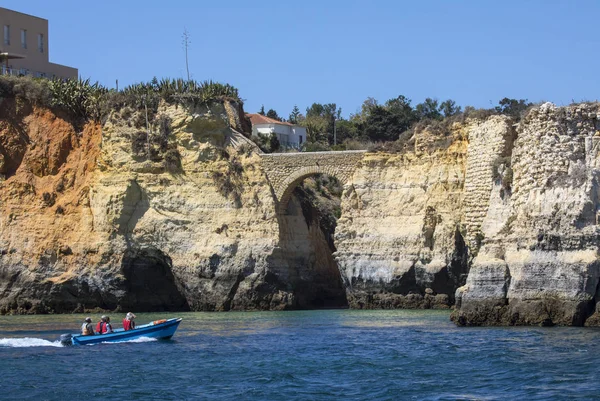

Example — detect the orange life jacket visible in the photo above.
[96,321,106,334]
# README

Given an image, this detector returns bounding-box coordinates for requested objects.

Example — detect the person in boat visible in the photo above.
[104,316,114,334]
[123,312,136,331]
[96,316,107,334]
[81,317,95,336]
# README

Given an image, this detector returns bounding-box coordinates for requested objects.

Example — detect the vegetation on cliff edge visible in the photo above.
[0,75,242,123]
[260,97,534,154]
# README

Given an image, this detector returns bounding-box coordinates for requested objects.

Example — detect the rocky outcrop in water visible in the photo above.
[4,94,600,326]
[452,103,600,326]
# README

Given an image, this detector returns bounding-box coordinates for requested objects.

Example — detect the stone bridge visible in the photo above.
[260,150,367,213]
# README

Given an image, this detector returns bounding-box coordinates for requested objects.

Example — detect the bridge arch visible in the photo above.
[260,150,366,214]
[277,166,351,213]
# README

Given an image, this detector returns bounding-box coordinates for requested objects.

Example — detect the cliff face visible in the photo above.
[0,100,345,313]
[453,103,600,326]
[4,97,600,326]
[334,127,470,309]
[0,100,104,314]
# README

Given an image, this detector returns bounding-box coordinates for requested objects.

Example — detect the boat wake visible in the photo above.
[100,336,158,345]
[125,336,158,343]
[0,337,64,348]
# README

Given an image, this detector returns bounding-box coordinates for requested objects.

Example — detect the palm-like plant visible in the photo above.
[1,75,242,121]
[49,78,107,120]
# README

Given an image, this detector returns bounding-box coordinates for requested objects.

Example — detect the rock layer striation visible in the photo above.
[3,97,600,326]
[453,103,600,326]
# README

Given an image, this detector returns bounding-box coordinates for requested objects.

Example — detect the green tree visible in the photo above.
[288,105,301,124]
[254,132,280,153]
[386,95,416,125]
[361,97,378,116]
[363,95,417,142]
[348,97,379,138]
[439,99,462,117]
[268,132,280,151]
[415,98,442,120]
[495,98,532,119]
[305,103,341,144]
[306,103,340,119]
[303,116,329,143]
[365,106,397,142]
[306,103,324,118]
[334,119,360,143]
[266,108,281,121]
[258,105,265,115]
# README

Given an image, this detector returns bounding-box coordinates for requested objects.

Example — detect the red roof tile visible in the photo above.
[247,113,293,126]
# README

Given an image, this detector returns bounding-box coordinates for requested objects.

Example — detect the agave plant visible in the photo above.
[48,78,107,120]
[1,74,242,121]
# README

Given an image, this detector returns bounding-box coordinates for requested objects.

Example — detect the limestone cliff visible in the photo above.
[334,122,472,309]
[453,103,600,326]
[4,93,600,326]
[0,99,345,313]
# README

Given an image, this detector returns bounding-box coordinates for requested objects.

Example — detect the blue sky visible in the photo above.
[3,0,600,119]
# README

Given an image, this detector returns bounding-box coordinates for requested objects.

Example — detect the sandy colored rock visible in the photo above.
[334,122,472,308]
[0,99,350,313]
[453,103,600,326]
[4,95,600,326]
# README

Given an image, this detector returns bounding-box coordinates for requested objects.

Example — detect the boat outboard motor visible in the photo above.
[59,333,73,346]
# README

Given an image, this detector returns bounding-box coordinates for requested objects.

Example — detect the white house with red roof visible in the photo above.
[247,114,307,149]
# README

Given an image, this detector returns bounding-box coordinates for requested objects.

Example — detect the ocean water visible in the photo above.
[1,309,599,400]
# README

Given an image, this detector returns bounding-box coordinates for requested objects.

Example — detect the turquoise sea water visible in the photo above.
[1,309,600,400]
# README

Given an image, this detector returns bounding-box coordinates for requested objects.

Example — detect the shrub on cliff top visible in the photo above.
[495,98,533,120]
[0,75,51,105]
[48,78,107,120]
[107,78,241,111]
[0,76,107,121]
[0,75,242,122]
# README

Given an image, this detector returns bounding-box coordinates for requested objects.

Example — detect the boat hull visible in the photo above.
[69,318,182,346]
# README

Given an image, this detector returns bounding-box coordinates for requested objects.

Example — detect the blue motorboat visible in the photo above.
[60,318,182,346]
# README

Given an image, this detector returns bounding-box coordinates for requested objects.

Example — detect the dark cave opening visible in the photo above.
[276,174,348,309]
[120,247,190,312]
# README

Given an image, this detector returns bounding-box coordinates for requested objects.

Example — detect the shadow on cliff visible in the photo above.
[346,226,470,309]
[0,99,31,179]
[118,247,190,312]
[268,178,349,310]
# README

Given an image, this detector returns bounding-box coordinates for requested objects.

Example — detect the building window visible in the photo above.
[3,25,9,45]
[299,135,303,144]
[38,34,44,53]
[21,29,27,49]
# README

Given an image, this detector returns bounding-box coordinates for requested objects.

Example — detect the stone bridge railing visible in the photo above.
[259,150,367,213]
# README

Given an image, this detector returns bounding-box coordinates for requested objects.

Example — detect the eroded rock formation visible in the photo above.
[453,103,600,326]
[0,99,343,313]
[3,96,600,326]
[334,127,471,309]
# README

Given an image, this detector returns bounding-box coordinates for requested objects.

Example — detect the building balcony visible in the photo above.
[1,65,48,78]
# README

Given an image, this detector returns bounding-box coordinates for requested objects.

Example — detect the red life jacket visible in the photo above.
[123,319,135,331]
[96,321,106,334]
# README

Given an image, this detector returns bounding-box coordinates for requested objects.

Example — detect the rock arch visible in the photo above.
[259,151,366,213]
